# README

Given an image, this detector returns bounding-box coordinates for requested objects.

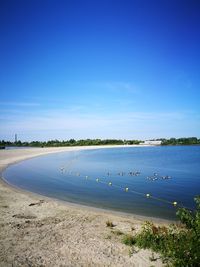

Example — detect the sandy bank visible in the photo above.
[0,146,167,267]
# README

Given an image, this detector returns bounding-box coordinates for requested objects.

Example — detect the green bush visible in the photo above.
[123,196,200,266]
[122,234,135,246]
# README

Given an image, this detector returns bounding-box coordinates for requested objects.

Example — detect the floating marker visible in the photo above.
[173,201,177,206]
[96,178,99,182]
[85,175,88,179]
[146,193,150,198]
[125,187,129,192]
[108,182,112,186]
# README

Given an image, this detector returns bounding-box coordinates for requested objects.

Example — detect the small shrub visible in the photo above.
[106,220,114,228]
[122,234,135,246]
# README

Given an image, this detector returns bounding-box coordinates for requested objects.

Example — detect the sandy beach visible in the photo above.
[0,146,169,267]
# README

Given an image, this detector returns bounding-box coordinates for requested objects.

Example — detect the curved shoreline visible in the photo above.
[1,145,171,223]
[0,145,167,267]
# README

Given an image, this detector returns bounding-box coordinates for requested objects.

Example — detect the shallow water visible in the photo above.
[3,146,200,220]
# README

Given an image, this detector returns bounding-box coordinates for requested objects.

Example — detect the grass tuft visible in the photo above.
[111,229,124,236]
[131,226,135,231]
[106,220,115,228]
[122,234,135,246]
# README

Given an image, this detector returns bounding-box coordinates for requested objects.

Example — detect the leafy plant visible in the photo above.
[122,234,135,246]
[122,196,200,266]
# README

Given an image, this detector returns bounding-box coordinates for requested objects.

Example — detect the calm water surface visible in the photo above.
[3,146,200,220]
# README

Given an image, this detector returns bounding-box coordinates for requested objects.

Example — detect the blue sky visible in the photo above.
[0,0,200,141]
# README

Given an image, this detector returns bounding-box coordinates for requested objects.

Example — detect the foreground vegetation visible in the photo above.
[0,137,200,148]
[122,196,200,266]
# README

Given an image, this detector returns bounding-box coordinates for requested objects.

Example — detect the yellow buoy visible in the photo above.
[125,187,129,192]
[96,178,99,182]
[173,201,177,206]
[108,182,112,186]
[146,193,150,198]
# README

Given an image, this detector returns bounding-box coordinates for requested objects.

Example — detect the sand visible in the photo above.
[0,146,168,267]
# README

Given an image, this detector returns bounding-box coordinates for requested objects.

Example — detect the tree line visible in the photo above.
[0,137,199,148]
[0,138,142,147]
[161,137,200,145]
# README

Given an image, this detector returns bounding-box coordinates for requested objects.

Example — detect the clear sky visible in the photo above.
[0,0,200,141]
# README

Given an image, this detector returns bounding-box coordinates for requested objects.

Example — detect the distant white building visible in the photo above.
[144,140,162,145]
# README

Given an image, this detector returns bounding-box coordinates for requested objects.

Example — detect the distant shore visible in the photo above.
[0,144,153,171]
[0,145,168,267]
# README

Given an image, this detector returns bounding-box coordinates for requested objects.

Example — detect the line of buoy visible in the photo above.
[29,153,184,212]
[60,164,171,183]
[59,168,192,210]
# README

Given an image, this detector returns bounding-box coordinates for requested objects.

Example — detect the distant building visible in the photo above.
[144,140,162,145]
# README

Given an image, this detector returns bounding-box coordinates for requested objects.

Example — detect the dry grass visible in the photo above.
[106,220,115,228]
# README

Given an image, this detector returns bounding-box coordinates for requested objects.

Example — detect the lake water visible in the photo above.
[3,146,200,220]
